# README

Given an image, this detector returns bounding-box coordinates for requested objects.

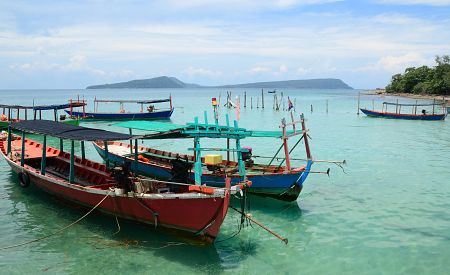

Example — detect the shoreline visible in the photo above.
[364,89,450,101]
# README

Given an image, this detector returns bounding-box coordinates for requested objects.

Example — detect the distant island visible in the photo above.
[86,76,352,89]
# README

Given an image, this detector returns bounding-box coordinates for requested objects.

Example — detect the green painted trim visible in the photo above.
[20,131,25,166]
[69,140,75,183]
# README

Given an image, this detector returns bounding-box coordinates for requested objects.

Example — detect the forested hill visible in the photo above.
[86,76,200,89]
[217,78,352,89]
[86,76,352,89]
[386,55,450,95]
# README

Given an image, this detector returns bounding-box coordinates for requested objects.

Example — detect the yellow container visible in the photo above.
[205,154,222,165]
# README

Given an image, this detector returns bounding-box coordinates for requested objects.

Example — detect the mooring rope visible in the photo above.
[0,190,112,250]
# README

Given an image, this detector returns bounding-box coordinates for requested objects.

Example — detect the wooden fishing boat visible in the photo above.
[93,112,314,202]
[360,101,446,121]
[1,120,235,243]
[67,98,174,120]
[0,101,86,128]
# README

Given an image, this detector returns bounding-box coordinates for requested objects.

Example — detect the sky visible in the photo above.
[0,0,449,89]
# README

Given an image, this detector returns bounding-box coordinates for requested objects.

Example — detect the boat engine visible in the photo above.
[113,161,134,192]
[170,156,193,184]
[59,114,66,121]
[242,146,254,167]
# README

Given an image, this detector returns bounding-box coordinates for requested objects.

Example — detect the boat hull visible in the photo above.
[66,109,174,120]
[93,141,312,202]
[360,108,446,121]
[0,139,229,243]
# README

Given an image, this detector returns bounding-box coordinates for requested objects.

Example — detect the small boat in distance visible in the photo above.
[0,101,86,128]
[360,101,447,121]
[67,97,174,120]
[1,120,236,243]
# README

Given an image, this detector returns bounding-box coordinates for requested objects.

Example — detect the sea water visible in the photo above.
[0,88,449,274]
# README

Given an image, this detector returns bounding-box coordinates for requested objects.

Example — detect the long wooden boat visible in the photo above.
[360,108,446,120]
[67,98,174,120]
[93,113,314,202]
[0,101,86,128]
[1,120,233,243]
[360,101,446,121]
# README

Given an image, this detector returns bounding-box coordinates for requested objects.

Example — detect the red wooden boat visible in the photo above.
[1,120,234,243]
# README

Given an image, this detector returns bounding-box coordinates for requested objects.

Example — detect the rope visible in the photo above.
[0,190,112,250]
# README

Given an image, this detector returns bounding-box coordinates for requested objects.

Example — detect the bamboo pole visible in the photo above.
[244,91,247,108]
[357,91,360,115]
[261,89,264,109]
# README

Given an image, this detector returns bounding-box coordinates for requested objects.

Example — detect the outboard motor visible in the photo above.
[59,114,67,121]
[113,161,134,192]
[242,146,254,167]
[170,156,193,184]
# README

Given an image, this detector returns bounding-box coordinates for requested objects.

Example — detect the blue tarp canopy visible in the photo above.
[33,102,86,111]
[11,120,134,141]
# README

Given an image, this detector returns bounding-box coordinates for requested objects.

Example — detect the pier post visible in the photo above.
[244,92,247,108]
[104,141,109,167]
[326,99,329,113]
[357,92,360,115]
[261,89,264,109]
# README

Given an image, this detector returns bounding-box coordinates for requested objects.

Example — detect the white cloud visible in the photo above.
[356,53,434,73]
[296,67,311,75]
[377,0,450,6]
[184,66,221,77]
[248,66,271,74]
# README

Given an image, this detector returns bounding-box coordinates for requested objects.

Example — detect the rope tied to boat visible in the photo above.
[0,190,112,251]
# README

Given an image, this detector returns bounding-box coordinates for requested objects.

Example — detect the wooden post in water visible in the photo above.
[396,99,399,114]
[257,96,259,109]
[432,99,435,114]
[310,104,313,113]
[326,99,329,113]
[357,91,360,115]
[244,91,247,108]
[261,89,264,109]
[251,97,253,109]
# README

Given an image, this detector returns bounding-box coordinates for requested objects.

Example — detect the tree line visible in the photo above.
[386,55,450,95]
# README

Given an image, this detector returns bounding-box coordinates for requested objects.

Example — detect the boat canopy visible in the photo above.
[10,120,134,141]
[32,102,86,111]
[0,104,34,110]
[382,102,444,107]
[94,99,171,104]
[114,120,296,139]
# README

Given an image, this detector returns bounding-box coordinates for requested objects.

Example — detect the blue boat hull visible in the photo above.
[66,109,173,120]
[93,143,312,202]
[360,108,446,121]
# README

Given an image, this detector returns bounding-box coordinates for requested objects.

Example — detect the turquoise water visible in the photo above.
[0,89,449,274]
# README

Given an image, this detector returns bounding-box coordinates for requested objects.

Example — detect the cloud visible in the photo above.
[356,53,434,73]
[248,66,271,74]
[184,66,221,77]
[376,0,450,6]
